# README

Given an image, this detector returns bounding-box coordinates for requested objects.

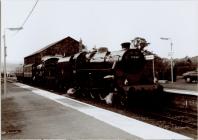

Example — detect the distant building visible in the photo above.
[24,36,84,65]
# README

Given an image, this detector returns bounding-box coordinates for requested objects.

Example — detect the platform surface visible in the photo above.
[161,78,197,92]
[2,81,192,139]
[164,88,198,96]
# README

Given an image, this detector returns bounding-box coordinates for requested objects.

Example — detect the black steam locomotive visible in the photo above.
[16,39,163,106]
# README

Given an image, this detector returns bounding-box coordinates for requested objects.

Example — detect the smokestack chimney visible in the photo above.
[79,38,83,52]
[121,42,130,50]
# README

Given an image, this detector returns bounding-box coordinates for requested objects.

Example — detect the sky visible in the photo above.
[2,0,198,64]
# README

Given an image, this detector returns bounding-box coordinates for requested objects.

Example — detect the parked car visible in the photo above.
[182,69,198,83]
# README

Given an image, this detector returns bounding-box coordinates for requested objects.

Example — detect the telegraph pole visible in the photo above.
[2,27,23,98]
[170,41,174,83]
[0,1,1,135]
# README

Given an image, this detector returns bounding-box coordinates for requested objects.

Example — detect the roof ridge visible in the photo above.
[24,36,79,58]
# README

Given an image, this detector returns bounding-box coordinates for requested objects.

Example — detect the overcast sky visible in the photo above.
[2,0,198,64]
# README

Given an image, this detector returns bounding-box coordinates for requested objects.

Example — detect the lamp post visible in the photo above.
[160,37,174,83]
[0,0,2,97]
[3,27,23,98]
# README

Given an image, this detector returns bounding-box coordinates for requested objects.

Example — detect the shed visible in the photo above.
[24,36,85,65]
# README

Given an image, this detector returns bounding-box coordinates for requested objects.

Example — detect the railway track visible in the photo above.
[145,109,197,129]
[167,108,197,119]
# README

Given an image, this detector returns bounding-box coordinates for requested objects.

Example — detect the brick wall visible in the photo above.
[24,37,81,65]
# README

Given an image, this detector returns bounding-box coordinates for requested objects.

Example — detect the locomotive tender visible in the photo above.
[16,38,163,106]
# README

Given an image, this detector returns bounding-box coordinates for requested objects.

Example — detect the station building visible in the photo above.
[24,36,84,65]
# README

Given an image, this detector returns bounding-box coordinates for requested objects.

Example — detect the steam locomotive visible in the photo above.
[16,39,163,106]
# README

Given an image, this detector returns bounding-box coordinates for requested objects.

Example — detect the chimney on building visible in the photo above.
[79,38,83,52]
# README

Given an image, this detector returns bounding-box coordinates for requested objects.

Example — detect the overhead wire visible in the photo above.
[12,0,39,36]
[21,0,39,28]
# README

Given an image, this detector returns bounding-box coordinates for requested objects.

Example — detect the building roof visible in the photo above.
[24,36,81,58]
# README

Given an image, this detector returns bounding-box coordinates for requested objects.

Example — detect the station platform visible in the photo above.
[164,88,198,96]
[2,82,192,139]
[160,79,197,112]
[161,78,197,93]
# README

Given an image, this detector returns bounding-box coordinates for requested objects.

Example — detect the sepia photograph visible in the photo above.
[1,0,197,139]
